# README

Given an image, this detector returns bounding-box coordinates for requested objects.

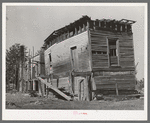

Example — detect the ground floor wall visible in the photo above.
[93,71,136,91]
[51,75,92,101]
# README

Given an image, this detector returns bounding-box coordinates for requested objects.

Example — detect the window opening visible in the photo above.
[109,41,117,56]
[49,53,52,62]
[108,38,119,66]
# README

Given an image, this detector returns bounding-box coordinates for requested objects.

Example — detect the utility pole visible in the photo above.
[19,45,24,92]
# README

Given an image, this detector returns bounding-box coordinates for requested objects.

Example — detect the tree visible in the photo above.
[6,43,27,92]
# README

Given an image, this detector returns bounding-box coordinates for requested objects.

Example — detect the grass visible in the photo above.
[6,92,144,110]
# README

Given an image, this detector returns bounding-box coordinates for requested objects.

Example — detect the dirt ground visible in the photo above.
[6,92,144,110]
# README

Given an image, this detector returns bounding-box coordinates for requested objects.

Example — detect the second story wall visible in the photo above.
[44,31,91,78]
[90,29,135,71]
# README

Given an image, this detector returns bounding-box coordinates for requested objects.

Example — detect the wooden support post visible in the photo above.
[115,24,117,31]
[83,24,86,31]
[67,31,70,38]
[69,71,73,95]
[106,37,110,67]
[79,26,82,33]
[75,28,77,35]
[88,76,92,101]
[87,21,90,29]
[57,36,59,43]
[99,21,101,27]
[41,82,45,96]
[60,34,63,42]
[85,76,90,101]
[125,24,127,32]
[104,20,106,28]
[46,86,48,98]
[38,80,44,97]
[50,74,53,84]
[93,21,96,30]
[91,73,96,100]
[46,78,49,98]
[115,83,119,96]
[33,80,36,91]
[30,81,33,90]
[57,78,59,88]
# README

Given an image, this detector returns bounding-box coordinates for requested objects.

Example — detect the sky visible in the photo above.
[5,4,146,80]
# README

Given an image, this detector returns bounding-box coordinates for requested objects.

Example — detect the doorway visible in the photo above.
[79,79,84,100]
[70,46,78,71]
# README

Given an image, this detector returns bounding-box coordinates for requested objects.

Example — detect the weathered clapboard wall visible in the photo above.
[43,16,136,96]
[94,72,135,90]
[44,31,91,94]
[44,31,91,78]
[31,49,45,79]
[90,29,135,90]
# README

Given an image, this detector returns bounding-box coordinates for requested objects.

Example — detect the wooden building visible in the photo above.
[20,48,46,95]
[42,16,136,100]
[30,48,46,95]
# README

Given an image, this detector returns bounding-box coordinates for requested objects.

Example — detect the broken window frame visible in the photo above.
[107,37,120,67]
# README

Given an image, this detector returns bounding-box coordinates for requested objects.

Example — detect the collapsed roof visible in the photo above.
[44,15,136,44]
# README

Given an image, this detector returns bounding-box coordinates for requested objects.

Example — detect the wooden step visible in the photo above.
[37,77,71,101]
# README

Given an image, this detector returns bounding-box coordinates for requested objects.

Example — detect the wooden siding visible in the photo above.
[90,29,135,90]
[90,30,108,68]
[44,31,91,78]
[94,73,136,90]
[39,49,45,77]
[52,77,70,92]
[90,29,135,69]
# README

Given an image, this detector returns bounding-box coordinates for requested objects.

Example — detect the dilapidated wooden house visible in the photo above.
[40,16,136,100]
[30,48,46,95]
[21,48,46,95]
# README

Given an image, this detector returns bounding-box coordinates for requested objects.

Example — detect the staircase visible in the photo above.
[36,77,72,101]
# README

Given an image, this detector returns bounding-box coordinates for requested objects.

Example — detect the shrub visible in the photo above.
[136,78,144,90]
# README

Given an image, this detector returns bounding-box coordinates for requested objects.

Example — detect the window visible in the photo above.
[49,53,52,67]
[109,41,117,56]
[108,38,119,66]
[49,53,51,62]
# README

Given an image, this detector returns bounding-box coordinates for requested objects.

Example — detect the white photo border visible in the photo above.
[2,3,148,121]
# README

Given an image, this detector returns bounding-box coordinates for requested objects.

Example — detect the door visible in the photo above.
[79,79,84,100]
[70,46,78,70]
[35,80,38,91]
